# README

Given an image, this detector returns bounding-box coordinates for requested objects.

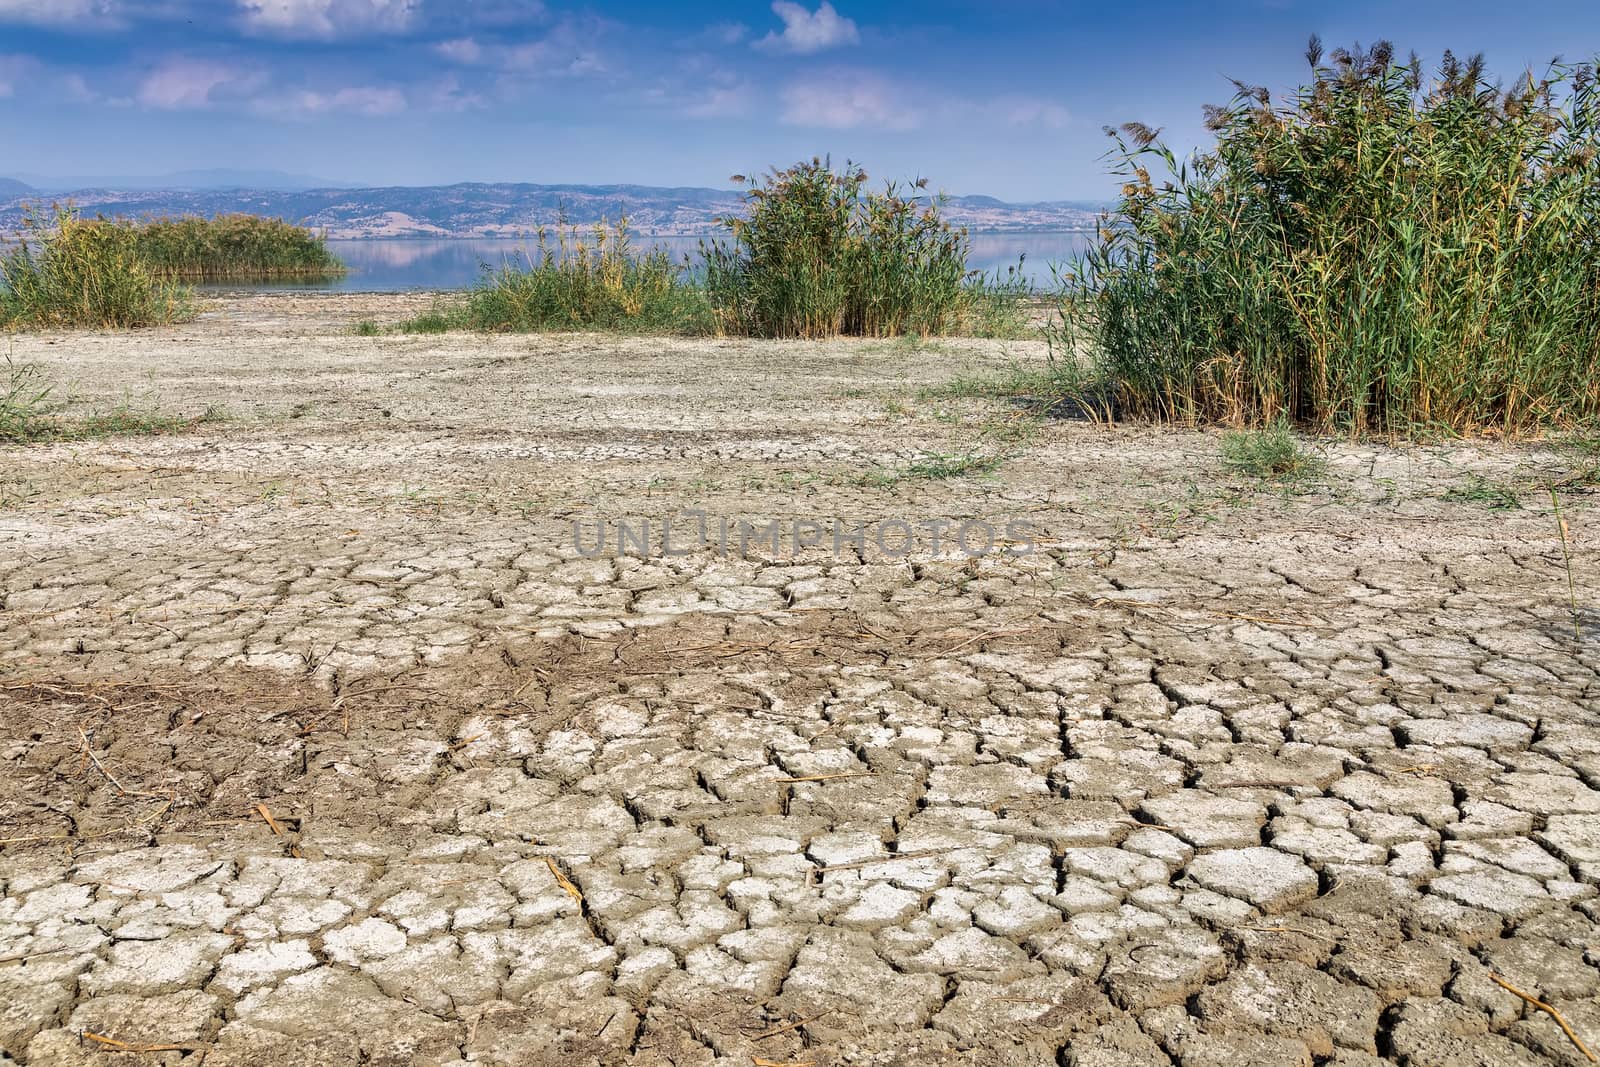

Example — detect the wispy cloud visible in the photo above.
[679,84,752,120]
[0,54,36,98]
[755,2,858,55]
[992,96,1071,129]
[286,85,406,115]
[419,75,484,112]
[779,73,918,130]
[703,21,748,46]
[436,38,483,64]
[431,17,610,80]
[0,0,117,25]
[137,58,266,109]
[237,0,418,38]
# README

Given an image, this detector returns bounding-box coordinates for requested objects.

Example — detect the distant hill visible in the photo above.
[0,177,34,197]
[12,169,353,192]
[0,180,1104,237]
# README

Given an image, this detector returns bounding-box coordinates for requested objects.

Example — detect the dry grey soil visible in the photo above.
[2,292,1599,1066]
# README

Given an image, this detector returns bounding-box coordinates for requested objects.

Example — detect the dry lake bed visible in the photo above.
[1,293,1598,1066]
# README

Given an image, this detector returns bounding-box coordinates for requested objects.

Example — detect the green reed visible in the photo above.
[1051,41,1600,435]
[1,207,191,329]
[130,214,345,279]
[703,158,1008,339]
[464,218,712,335]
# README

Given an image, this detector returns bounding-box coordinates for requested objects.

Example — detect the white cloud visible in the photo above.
[436,37,482,64]
[677,80,753,120]
[0,0,116,24]
[779,74,917,130]
[287,85,406,115]
[993,96,1070,129]
[705,21,747,46]
[137,58,265,109]
[420,75,482,112]
[237,0,418,38]
[0,55,36,98]
[756,1,857,55]
[439,19,608,80]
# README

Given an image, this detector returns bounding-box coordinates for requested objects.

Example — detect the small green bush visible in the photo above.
[1,207,192,329]
[1052,42,1600,436]
[399,309,463,334]
[465,221,712,335]
[702,158,974,339]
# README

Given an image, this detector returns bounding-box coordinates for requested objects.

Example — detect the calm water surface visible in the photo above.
[224,232,1094,292]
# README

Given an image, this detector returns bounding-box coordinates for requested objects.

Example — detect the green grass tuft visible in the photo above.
[1219,422,1325,480]
[465,220,712,335]
[0,358,53,442]
[1442,475,1523,509]
[1,358,223,444]
[396,308,466,334]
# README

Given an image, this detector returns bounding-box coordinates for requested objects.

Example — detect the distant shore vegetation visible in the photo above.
[1,207,343,329]
[129,213,346,281]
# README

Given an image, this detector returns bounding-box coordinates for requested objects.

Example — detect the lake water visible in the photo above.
[226,232,1095,292]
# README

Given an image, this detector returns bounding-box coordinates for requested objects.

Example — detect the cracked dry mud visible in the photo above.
[2,293,1599,1067]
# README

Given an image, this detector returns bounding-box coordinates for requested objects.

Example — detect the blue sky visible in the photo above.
[2,0,1598,200]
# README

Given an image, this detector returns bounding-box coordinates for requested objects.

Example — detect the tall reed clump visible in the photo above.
[702,158,975,339]
[1051,41,1600,435]
[465,219,713,334]
[131,214,345,279]
[0,207,192,329]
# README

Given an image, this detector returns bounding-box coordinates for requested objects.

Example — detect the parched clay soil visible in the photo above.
[1,292,1598,1066]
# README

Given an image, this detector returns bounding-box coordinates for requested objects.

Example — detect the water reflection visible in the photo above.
[208,232,1095,292]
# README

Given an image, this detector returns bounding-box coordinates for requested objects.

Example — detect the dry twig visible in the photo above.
[1489,973,1596,1063]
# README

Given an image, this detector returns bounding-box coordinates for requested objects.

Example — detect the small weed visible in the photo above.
[1550,486,1582,639]
[73,407,201,438]
[352,320,381,337]
[2,360,222,443]
[0,358,54,442]
[1219,423,1325,481]
[859,449,1003,486]
[980,414,1042,447]
[1443,475,1522,509]
[398,309,464,334]
[906,451,1002,479]
[918,366,1059,404]
[962,265,1038,339]
[0,475,40,509]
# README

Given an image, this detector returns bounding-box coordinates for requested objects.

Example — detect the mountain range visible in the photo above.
[0,177,1102,237]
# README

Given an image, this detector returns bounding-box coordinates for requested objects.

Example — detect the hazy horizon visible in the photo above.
[3,1,1600,201]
